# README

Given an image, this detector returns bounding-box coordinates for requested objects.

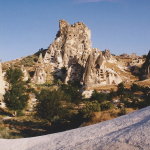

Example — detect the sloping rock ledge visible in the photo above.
[1,106,150,150]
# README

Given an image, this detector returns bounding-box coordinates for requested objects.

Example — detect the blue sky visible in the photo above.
[0,0,150,62]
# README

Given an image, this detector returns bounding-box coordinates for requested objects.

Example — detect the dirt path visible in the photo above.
[0,116,12,122]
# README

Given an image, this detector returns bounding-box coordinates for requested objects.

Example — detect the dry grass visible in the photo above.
[135,79,150,86]
[93,85,118,91]
[81,108,138,127]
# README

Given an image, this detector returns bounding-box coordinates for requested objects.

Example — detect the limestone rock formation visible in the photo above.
[32,66,47,84]
[0,61,5,100]
[44,19,92,68]
[82,53,122,85]
[21,65,28,81]
[65,63,83,84]
[41,20,122,86]
[37,53,43,64]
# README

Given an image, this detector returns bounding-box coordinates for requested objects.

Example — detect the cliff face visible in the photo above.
[44,19,92,68]
[36,20,121,85]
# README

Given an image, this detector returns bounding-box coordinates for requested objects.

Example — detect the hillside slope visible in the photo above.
[0,106,150,150]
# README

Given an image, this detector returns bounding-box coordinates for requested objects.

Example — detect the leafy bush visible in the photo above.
[60,84,83,106]
[100,101,113,111]
[80,100,101,118]
[140,86,150,95]
[131,83,140,93]
[90,90,107,103]
[119,107,127,116]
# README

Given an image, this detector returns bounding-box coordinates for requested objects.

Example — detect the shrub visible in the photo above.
[19,55,38,66]
[60,84,83,106]
[119,107,127,116]
[100,101,113,111]
[90,90,107,103]
[131,83,139,93]
[81,100,101,118]
[140,86,150,95]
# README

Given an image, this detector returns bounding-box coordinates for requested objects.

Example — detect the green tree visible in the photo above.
[5,67,23,84]
[68,87,83,106]
[36,89,68,122]
[60,84,82,107]
[107,88,117,101]
[117,82,125,97]
[131,83,139,93]
[4,68,29,116]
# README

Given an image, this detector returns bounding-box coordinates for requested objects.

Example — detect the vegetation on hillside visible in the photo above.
[2,63,150,139]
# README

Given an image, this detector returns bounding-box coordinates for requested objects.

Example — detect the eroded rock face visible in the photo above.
[42,20,121,86]
[82,53,122,85]
[21,65,28,81]
[44,19,92,68]
[37,53,43,64]
[32,66,47,84]
[0,61,5,99]
[65,63,83,84]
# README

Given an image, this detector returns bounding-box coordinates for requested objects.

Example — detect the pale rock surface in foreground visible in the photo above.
[1,106,150,150]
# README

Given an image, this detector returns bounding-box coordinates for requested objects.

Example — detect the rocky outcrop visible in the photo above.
[32,66,47,84]
[41,20,122,86]
[21,65,28,81]
[65,63,83,84]
[102,49,111,60]
[0,61,5,100]
[44,19,92,68]
[37,53,43,64]
[82,53,122,85]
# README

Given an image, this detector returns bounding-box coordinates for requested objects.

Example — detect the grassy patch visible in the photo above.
[80,108,138,127]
